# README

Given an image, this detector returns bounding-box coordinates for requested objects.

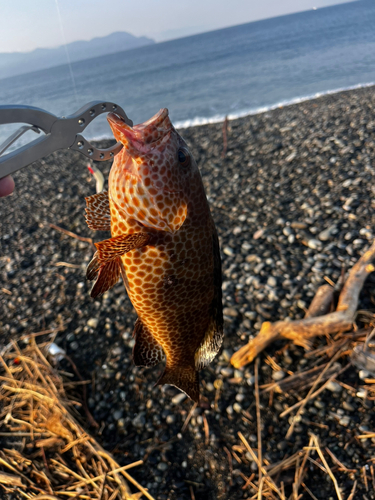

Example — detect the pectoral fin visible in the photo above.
[95,232,152,262]
[87,232,152,298]
[132,318,165,367]
[85,191,111,231]
[89,256,122,298]
[86,251,101,281]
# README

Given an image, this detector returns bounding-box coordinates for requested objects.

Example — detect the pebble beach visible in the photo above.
[1,85,375,499]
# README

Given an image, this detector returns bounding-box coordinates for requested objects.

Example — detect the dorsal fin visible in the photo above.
[85,191,111,231]
[195,229,224,369]
[132,318,165,367]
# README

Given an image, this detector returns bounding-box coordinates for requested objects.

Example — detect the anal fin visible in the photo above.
[132,318,165,367]
[85,191,111,231]
[156,365,199,403]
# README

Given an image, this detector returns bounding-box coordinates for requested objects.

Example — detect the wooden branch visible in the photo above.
[231,240,375,368]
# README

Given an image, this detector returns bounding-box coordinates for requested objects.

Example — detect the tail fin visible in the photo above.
[156,365,200,403]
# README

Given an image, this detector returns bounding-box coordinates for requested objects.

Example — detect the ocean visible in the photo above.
[1,0,375,148]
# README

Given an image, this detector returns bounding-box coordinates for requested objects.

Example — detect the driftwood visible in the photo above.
[231,240,375,368]
[304,284,334,318]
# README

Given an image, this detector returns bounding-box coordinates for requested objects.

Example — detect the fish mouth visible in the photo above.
[108,109,186,233]
[107,109,172,156]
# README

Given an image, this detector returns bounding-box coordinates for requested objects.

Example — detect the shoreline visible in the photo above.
[2,84,375,499]
[87,81,375,141]
[177,80,375,129]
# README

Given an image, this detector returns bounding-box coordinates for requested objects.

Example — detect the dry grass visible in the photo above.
[230,328,375,499]
[230,328,375,498]
[0,337,154,500]
[227,237,375,497]
[234,432,356,500]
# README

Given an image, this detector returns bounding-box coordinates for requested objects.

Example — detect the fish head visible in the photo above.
[108,108,199,233]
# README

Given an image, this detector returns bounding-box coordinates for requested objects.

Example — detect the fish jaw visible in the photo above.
[108,109,189,233]
[107,109,172,156]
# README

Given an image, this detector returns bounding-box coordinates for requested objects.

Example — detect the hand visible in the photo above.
[0,175,15,197]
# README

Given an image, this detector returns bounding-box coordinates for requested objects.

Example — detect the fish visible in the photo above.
[84,108,223,402]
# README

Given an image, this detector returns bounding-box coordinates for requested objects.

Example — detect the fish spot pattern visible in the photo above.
[85,191,111,231]
[88,108,224,400]
[111,177,218,369]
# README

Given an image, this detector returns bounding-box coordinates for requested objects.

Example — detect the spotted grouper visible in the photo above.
[85,108,223,402]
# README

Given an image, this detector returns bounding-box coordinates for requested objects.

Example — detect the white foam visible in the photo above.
[174,81,375,129]
[88,81,375,139]
[88,132,114,142]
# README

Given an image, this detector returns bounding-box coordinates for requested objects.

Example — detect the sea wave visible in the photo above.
[88,80,375,140]
[4,80,375,152]
[173,81,375,129]
[89,133,117,142]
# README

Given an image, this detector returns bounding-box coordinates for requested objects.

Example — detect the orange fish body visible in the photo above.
[85,109,223,402]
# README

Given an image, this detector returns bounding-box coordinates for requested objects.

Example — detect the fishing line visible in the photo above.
[54,0,79,106]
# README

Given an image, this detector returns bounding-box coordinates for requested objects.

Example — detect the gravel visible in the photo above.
[2,86,375,499]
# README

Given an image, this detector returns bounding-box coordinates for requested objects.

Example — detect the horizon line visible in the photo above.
[0,0,358,55]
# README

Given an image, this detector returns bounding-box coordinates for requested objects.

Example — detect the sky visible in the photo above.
[1,0,356,53]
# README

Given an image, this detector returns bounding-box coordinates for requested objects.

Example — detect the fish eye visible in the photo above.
[178,148,190,167]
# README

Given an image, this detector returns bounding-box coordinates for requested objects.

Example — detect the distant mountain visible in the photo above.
[0,31,155,79]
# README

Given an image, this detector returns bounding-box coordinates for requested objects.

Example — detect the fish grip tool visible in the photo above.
[0,101,133,179]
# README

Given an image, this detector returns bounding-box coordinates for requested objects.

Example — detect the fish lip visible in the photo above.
[140,108,169,128]
[107,112,136,141]
[108,110,172,156]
